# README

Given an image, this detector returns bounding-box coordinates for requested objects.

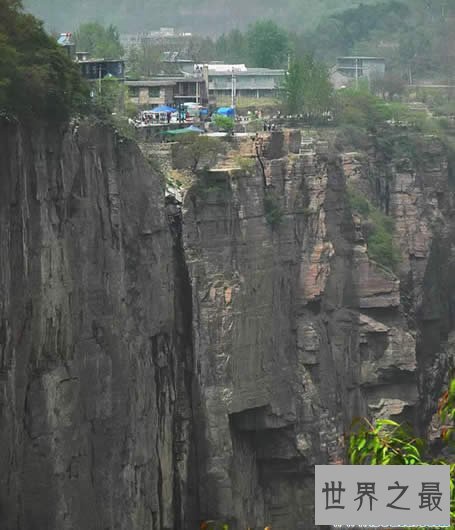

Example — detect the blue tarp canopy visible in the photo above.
[150,105,177,113]
[216,107,235,117]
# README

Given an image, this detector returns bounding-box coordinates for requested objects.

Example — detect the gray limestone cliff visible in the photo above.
[181,129,455,529]
[0,120,453,530]
[0,120,197,530]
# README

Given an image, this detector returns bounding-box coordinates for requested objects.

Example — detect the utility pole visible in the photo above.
[355,58,359,90]
[231,67,236,109]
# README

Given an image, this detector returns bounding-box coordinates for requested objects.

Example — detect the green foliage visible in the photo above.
[282,54,333,117]
[264,191,283,228]
[233,156,256,173]
[0,0,89,121]
[349,418,424,465]
[336,88,392,130]
[75,22,123,59]
[177,135,223,173]
[348,378,455,527]
[126,41,164,78]
[94,77,126,115]
[347,188,370,217]
[347,187,400,271]
[214,29,248,64]
[213,114,235,132]
[245,20,289,69]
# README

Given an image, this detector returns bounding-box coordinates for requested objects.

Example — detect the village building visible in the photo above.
[125,75,208,107]
[120,27,192,51]
[335,56,386,82]
[126,62,285,108]
[78,59,126,81]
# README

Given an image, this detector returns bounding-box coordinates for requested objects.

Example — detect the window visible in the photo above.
[148,86,160,98]
[129,86,139,97]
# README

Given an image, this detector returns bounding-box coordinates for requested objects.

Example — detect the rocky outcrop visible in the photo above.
[0,120,453,530]
[0,119,197,530]
[182,129,454,529]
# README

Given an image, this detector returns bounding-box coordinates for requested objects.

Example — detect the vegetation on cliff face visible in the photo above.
[0,0,88,121]
[347,186,400,272]
[348,378,455,527]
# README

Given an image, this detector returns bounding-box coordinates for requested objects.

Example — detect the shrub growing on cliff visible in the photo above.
[0,0,89,121]
[264,190,283,228]
[347,187,400,272]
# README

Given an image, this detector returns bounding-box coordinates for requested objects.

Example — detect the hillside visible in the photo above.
[23,0,386,34]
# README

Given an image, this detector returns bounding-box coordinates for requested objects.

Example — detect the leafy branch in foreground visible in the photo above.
[348,379,455,527]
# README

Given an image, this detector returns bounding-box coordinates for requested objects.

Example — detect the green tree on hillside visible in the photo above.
[282,55,332,117]
[75,22,124,59]
[246,20,289,68]
[0,0,88,121]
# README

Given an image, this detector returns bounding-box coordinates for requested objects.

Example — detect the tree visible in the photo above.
[370,73,407,101]
[336,88,392,129]
[0,0,88,121]
[176,135,222,173]
[282,54,333,118]
[246,20,289,68]
[74,22,124,59]
[215,29,248,64]
[127,41,163,78]
[213,114,234,133]
[282,57,305,114]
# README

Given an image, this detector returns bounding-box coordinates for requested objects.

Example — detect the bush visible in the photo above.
[336,88,392,129]
[213,114,235,132]
[234,156,256,173]
[264,191,283,228]
[347,187,400,271]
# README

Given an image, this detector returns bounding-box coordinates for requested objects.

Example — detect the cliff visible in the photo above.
[0,120,197,530]
[0,120,453,530]
[181,129,454,528]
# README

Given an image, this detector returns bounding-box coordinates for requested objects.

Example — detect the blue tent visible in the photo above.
[185,125,204,133]
[216,107,235,117]
[150,105,177,113]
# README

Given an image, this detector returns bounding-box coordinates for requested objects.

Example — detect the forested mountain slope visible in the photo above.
[23,0,386,34]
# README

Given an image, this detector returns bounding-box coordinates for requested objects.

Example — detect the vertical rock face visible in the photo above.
[0,121,453,530]
[0,120,197,530]
[182,130,455,529]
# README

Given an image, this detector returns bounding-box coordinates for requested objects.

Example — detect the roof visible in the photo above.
[337,56,385,61]
[209,68,285,77]
[126,80,176,87]
[78,59,125,64]
[150,105,177,113]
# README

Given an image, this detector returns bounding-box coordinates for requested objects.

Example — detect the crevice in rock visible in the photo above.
[166,196,200,530]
